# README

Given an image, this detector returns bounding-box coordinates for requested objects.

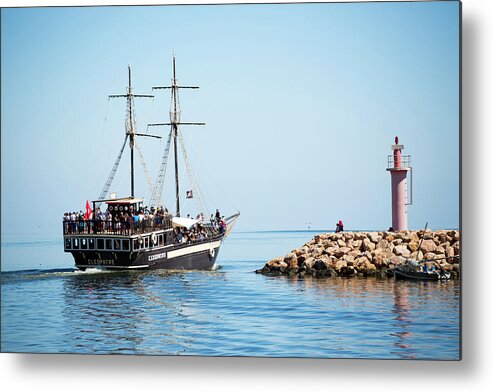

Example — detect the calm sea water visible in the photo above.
[1,231,460,359]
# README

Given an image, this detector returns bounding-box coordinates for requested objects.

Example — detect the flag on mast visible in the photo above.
[186,190,193,199]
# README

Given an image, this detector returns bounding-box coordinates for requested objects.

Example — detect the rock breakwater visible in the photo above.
[256,230,460,279]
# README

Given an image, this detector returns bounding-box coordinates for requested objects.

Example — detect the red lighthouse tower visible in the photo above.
[386,136,412,231]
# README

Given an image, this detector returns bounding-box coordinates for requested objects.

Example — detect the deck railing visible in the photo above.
[63,216,172,236]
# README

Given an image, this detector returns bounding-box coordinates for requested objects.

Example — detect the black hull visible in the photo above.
[394,268,451,281]
[70,236,223,271]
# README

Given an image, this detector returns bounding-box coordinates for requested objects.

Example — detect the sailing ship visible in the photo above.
[63,56,239,270]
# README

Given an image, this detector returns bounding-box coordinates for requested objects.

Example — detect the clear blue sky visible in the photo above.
[1,1,460,234]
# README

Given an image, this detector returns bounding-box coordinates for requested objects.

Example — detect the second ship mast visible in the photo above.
[148,55,205,217]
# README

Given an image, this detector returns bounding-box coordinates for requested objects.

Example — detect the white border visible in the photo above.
[1,1,492,392]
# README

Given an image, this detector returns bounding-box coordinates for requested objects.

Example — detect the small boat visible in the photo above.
[393,222,452,281]
[63,56,239,271]
[394,259,451,281]
[394,266,451,281]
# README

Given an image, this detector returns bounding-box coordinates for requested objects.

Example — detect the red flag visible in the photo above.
[84,200,93,220]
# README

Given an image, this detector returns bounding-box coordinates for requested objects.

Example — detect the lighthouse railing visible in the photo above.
[387,155,411,169]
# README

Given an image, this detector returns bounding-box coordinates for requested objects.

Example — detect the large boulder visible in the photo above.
[284,252,297,263]
[266,258,288,272]
[367,232,380,243]
[347,249,361,258]
[352,232,366,240]
[326,246,338,255]
[355,256,371,267]
[335,259,347,272]
[408,241,420,252]
[301,257,315,271]
[410,250,424,261]
[372,252,390,268]
[435,246,446,256]
[394,244,411,258]
[259,266,271,274]
[400,232,414,243]
[424,252,436,261]
[410,233,420,243]
[383,233,395,242]
[313,259,329,271]
[356,258,376,275]
[289,258,300,269]
[323,241,337,249]
[343,254,355,264]
[296,246,307,256]
[453,242,460,256]
[438,232,448,243]
[333,247,352,258]
[328,257,339,269]
[445,246,455,262]
[310,246,324,257]
[389,255,407,266]
[423,230,434,240]
[376,239,389,250]
[348,239,363,249]
[267,257,284,269]
[420,239,437,254]
[341,265,356,277]
[362,238,376,252]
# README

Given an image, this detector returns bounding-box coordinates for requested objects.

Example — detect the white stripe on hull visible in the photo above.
[75,264,150,269]
[167,240,222,259]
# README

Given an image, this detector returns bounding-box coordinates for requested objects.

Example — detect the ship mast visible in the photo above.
[149,54,205,217]
[172,56,180,217]
[108,65,159,198]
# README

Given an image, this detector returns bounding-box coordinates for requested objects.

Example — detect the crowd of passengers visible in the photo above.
[174,209,227,244]
[63,207,227,239]
[63,206,171,235]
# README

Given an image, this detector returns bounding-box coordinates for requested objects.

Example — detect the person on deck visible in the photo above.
[70,211,77,233]
[78,211,85,233]
[64,213,70,234]
[133,212,140,232]
[219,218,227,234]
[125,213,131,235]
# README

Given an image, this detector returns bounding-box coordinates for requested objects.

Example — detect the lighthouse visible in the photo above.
[386,136,412,231]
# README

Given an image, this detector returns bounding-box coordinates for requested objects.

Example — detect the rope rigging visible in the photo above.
[98,134,129,201]
[177,129,208,218]
[134,138,156,201]
[149,129,173,208]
